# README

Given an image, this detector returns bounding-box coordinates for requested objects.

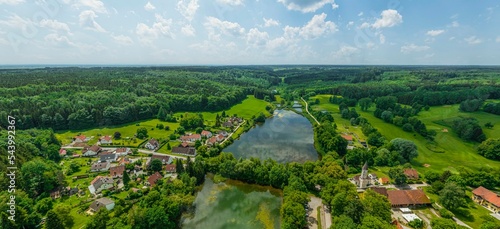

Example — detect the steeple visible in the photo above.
[362,162,368,171]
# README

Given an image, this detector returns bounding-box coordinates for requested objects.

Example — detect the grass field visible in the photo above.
[309,94,500,173]
[56,96,270,146]
[56,119,180,146]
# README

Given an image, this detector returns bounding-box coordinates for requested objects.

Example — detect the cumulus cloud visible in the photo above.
[247,28,269,46]
[136,14,173,44]
[427,30,444,36]
[112,34,133,45]
[334,45,358,58]
[297,13,337,40]
[263,18,280,27]
[400,44,430,53]
[0,0,24,5]
[217,0,244,6]
[39,19,71,34]
[79,10,106,32]
[464,36,482,45]
[144,2,155,11]
[181,24,195,36]
[204,16,245,41]
[372,9,402,29]
[177,0,199,21]
[278,0,337,13]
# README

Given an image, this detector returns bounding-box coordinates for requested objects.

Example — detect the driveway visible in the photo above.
[307,197,331,229]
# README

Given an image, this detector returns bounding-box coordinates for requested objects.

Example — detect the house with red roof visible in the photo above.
[165,164,176,173]
[404,169,419,180]
[201,130,212,138]
[180,134,201,142]
[472,186,500,213]
[110,165,125,178]
[144,138,160,150]
[341,135,354,144]
[147,172,162,187]
[99,135,113,145]
[59,148,67,156]
[74,135,88,143]
[387,189,431,207]
[379,177,390,185]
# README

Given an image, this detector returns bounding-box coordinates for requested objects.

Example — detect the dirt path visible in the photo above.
[301,97,320,125]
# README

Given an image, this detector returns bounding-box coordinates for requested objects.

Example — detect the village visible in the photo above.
[52,116,245,215]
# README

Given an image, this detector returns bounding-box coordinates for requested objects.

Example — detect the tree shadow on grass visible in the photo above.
[452,208,474,222]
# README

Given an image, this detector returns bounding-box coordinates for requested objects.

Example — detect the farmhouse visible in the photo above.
[201,130,212,138]
[110,165,125,178]
[114,147,131,156]
[180,134,201,142]
[91,161,110,172]
[88,176,114,194]
[404,169,419,180]
[387,190,431,207]
[172,143,196,156]
[472,186,500,213]
[379,177,390,185]
[144,138,160,150]
[89,197,115,213]
[83,145,102,157]
[147,172,162,186]
[74,135,88,143]
[99,135,112,145]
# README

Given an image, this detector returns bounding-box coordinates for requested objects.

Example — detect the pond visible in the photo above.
[182,176,282,229]
[223,109,318,163]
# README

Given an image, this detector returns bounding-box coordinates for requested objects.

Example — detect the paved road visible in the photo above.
[301,97,320,125]
[307,197,331,229]
[383,183,430,190]
[220,120,246,144]
[137,149,192,161]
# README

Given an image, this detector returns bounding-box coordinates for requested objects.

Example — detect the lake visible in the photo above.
[223,109,318,163]
[182,176,282,229]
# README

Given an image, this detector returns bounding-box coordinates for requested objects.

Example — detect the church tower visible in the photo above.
[359,162,369,188]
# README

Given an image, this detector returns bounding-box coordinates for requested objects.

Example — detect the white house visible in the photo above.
[91,161,110,172]
[83,145,102,157]
[99,135,113,145]
[144,139,159,150]
[114,147,131,156]
[99,153,118,163]
[88,176,114,195]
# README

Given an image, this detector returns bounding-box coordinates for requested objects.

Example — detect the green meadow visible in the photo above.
[56,96,270,146]
[309,95,500,173]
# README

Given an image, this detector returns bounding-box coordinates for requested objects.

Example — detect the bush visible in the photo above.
[402,123,414,132]
[439,208,454,219]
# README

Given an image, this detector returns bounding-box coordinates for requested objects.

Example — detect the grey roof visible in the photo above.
[91,161,110,170]
[362,162,368,170]
[100,154,117,161]
[90,197,114,211]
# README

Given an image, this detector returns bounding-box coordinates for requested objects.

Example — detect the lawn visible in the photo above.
[56,119,180,147]
[309,94,500,173]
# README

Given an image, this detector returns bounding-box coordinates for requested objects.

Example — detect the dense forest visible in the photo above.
[0,66,280,130]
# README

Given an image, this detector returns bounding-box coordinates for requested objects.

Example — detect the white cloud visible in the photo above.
[0,0,24,5]
[333,45,358,60]
[358,12,363,17]
[401,44,430,53]
[496,36,500,43]
[79,10,105,32]
[359,22,370,29]
[263,18,280,27]
[217,0,244,6]
[74,0,107,14]
[278,0,337,13]
[177,0,199,21]
[298,13,337,40]
[136,14,173,44]
[204,16,245,40]
[144,2,155,11]
[379,34,385,44]
[112,34,133,45]
[44,33,75,47]
[247,28,269,46]
[181,24,195,36]
[464,36,482,45]
[427,30,444,36]
[372,9,403,29]
[0,14,33,29]
[39,19,71,34]
[451,21,459,28]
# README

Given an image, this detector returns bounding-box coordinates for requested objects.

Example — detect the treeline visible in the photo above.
[0,67,281,130]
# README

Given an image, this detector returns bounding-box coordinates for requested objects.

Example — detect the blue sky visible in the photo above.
[0,0,499,65]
